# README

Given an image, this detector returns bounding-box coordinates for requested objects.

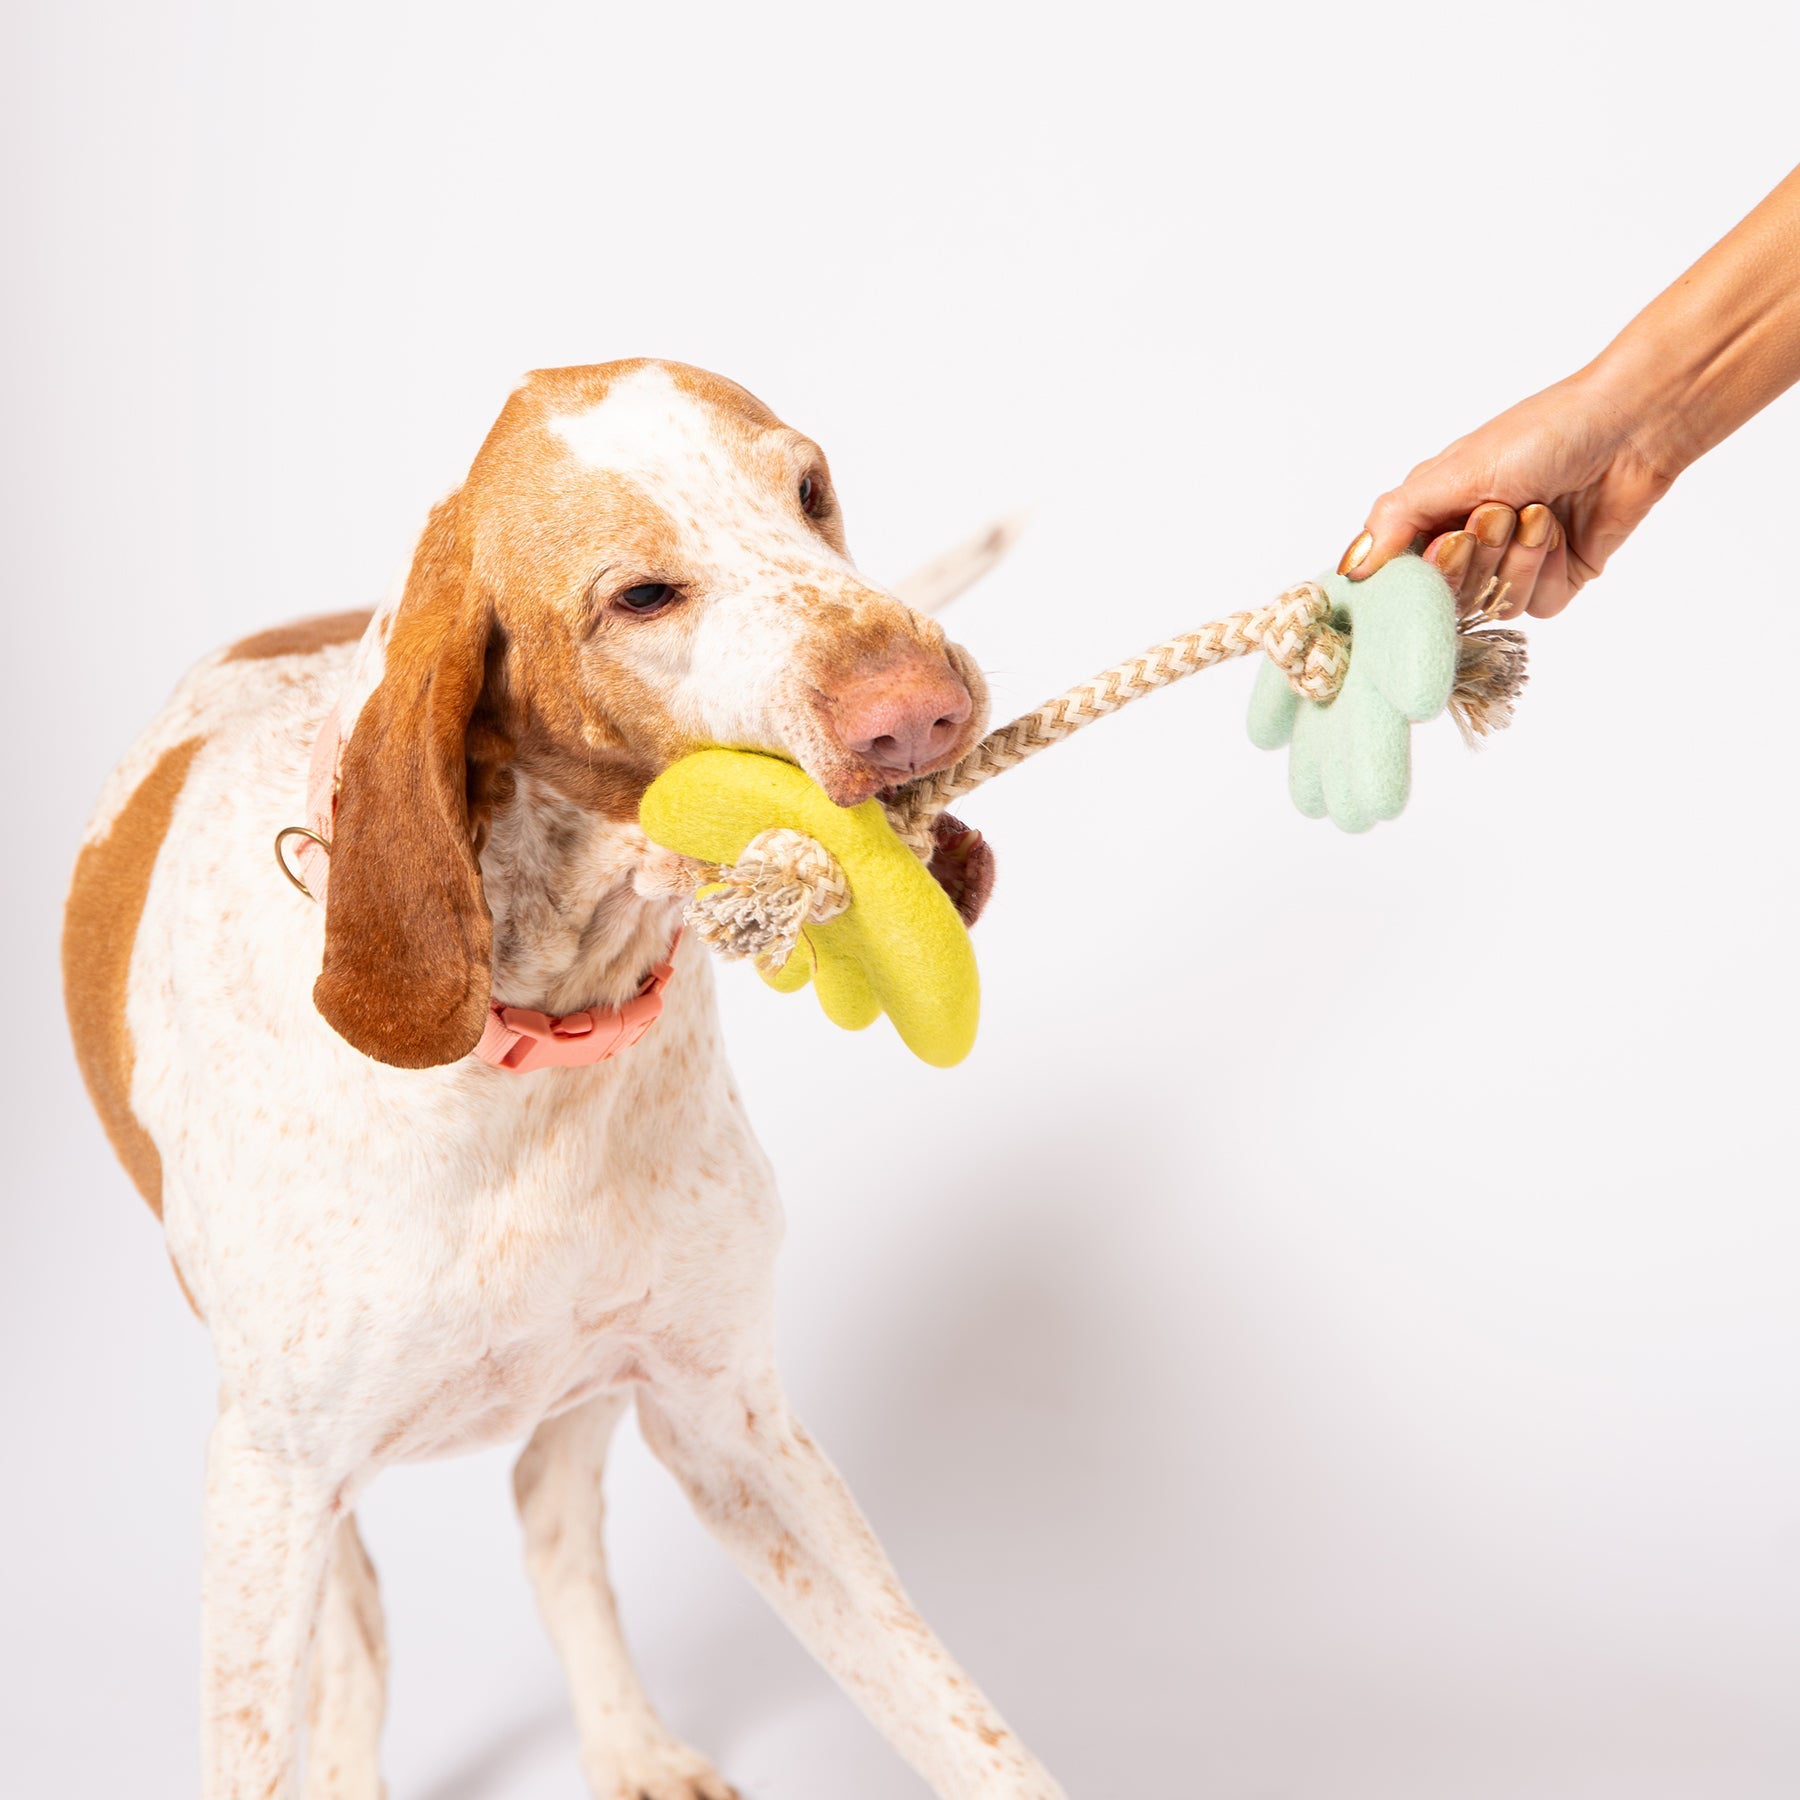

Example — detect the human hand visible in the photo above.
[1336,369,1680,619]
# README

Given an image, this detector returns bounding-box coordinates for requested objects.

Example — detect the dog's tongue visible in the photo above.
[926,814,995,928]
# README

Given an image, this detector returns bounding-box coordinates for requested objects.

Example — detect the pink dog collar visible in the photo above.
[473,949,677,1071]
[276,704,675,1073]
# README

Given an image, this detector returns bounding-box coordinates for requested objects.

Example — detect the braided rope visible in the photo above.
[883,581,1343,854]
[687,577,1527,962]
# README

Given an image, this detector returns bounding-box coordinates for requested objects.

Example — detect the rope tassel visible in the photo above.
[687,827,851,970]
[1447,578,1530,745]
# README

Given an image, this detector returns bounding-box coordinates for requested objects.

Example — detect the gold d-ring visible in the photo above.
[274,825,330,902]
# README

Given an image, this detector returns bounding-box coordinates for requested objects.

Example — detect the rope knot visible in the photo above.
[1257,581,1349,703]
[684,827,850,969]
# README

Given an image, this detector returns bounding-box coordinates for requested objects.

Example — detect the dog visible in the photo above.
[62,360,1061,1800]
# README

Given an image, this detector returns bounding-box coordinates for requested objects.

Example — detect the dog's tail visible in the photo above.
[891,511,1029,615]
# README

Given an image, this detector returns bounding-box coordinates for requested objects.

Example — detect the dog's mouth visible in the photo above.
[790,716,969,810]
[715,661,994,926]
[791,640,990,810]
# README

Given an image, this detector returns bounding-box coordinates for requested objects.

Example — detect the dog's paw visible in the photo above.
[927,811,995,926]
[588,1740,739,1800]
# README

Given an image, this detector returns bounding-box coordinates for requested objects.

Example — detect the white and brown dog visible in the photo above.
[63,361,1058,1800]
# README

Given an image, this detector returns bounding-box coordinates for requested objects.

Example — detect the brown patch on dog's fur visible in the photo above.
[221,610,373,664]
[313,500,496,1069]
[508,728,657,823]
[515,358,780,438]
[62,737,203,1219]
[169,1252,202,1320]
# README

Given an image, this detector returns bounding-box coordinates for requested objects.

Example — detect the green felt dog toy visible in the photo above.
[640,554,1526,1064]
[1247,557,1459,833]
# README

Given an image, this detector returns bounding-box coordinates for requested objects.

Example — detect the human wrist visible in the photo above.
[1586,242,1800,479]
[1579,332,1705,482]
[1531,167,1800,491]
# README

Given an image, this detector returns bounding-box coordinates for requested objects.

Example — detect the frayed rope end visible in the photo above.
[1449,577,1530,745]
[684,828,850,970]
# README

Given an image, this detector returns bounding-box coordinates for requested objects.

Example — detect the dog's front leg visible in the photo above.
[514,1393,736,1800]
[639,1374,1065,1800]
[201,1404,341,1800]
[303,1514,387,1800]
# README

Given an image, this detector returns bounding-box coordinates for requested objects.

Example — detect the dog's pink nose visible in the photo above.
[827,656,973,777]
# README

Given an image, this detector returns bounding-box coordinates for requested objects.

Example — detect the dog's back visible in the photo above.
[64,614,365,1231]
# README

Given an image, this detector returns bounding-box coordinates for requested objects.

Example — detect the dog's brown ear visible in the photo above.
[313,497,496,1068]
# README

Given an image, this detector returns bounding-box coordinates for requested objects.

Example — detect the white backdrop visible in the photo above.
[6,3,1798,1796]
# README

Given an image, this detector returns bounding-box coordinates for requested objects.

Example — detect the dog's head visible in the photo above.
[314,360,989,1068]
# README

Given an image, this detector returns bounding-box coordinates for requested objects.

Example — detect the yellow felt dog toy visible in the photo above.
[640,750,980,1068]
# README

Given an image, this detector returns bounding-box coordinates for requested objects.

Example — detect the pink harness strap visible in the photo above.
[277,704,676,1073]
[280,701,343,906]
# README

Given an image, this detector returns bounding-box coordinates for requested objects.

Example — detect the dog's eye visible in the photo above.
[615,583,678,615]
[799,473,823,516]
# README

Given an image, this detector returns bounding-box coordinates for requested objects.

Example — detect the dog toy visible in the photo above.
[641,554,1528,1065]
[639,749,979,1068]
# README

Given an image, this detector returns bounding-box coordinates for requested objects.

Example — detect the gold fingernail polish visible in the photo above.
[1474,506,1516,549]
[1517,504,1552,549]
[1437,531,1475,585]
[1338,531,1374,576]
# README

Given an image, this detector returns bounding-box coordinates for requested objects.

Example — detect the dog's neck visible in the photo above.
[478,764,688,1014]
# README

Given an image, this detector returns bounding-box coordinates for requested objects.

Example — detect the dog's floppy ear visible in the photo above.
[313,496,496,1068]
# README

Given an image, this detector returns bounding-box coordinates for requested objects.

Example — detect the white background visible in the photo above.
[6,3,1798,1796]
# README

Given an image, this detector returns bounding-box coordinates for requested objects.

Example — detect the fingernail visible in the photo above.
[1473,505,1516,549]
[1547,517,1563,552]
[1517,503,1553,549]
[1338,531,1374,576]
[1435,530,1475,586]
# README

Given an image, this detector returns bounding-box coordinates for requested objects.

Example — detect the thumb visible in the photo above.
[1338,460,1490,581]
[1337,486,1433,582]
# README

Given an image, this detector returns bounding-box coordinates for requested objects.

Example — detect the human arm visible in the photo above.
[1338,163,1800,617]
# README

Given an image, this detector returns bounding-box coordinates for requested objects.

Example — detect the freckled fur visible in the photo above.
[64,362,1056,1800]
